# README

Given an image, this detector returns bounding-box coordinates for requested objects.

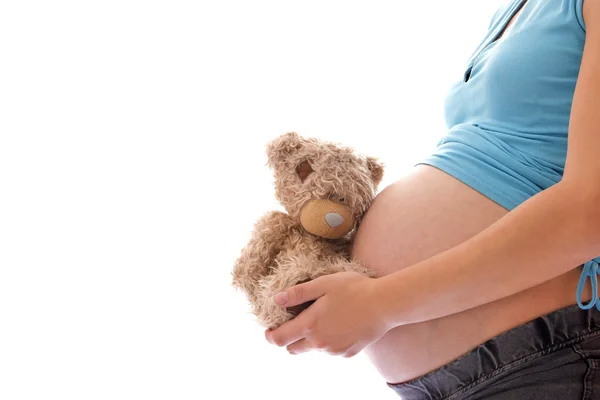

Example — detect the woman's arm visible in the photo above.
[378,0,600,327]
[378,179,600,326]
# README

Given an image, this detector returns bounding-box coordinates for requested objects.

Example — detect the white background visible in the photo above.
[1,1,505,399]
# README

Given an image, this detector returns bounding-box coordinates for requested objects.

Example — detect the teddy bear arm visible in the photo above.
[231,211,298,297]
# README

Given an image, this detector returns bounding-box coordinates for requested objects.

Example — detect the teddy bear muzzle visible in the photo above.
[299,199,354,239]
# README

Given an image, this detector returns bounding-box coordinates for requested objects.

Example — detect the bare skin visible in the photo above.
[350,164,590,383]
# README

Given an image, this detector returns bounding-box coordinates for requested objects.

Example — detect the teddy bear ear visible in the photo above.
[265,132,305,169]
[366,156,384,187]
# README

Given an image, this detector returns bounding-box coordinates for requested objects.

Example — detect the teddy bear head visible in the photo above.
[265,132,384,239]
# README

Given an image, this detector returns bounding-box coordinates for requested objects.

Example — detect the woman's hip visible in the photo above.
[387,302,600,400]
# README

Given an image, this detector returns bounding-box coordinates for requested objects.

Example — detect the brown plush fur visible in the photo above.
[231,132,384,329]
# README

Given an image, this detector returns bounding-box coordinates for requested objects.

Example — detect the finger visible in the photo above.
[273,277,328,308]
[266,311,313,347]
[286,339,312,355]
[342,347,360,358]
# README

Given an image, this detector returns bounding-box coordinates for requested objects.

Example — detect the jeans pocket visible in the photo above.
[573,333,600,400]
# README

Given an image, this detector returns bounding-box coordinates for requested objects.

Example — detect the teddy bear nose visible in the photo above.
[325,212,344,228]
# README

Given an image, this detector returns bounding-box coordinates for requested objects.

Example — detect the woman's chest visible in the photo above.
[444,0,585,134]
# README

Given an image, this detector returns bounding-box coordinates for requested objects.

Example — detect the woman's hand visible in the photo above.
[264,271,394,358]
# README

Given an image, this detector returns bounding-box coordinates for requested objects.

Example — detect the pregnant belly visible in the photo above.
[350,164,589,384]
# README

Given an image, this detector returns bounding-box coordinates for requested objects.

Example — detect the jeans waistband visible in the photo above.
[387,304,600,400]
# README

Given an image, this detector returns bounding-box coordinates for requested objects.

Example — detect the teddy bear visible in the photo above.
[231,132,384,329]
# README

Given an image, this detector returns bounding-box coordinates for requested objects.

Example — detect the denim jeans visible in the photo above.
[388,304,600,399]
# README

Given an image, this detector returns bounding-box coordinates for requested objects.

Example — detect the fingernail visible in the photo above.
[274,291,288,305]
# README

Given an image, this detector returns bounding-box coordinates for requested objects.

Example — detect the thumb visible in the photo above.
[273,277,328,307]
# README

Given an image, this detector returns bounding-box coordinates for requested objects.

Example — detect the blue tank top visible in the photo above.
[416,0,600,310]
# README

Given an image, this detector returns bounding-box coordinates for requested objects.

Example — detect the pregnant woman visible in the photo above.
[266,0,600,398]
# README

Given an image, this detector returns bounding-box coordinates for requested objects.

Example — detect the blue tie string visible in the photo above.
[576,258,600,311]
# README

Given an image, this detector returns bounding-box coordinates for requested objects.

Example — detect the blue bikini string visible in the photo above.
[577,257,600,311]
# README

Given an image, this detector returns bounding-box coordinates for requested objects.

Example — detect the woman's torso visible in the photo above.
[349,0,589,384]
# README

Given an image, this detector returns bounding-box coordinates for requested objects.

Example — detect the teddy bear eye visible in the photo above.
[328,193,345,203]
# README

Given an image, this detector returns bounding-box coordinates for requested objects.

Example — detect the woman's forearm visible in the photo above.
[376,179,600,327]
